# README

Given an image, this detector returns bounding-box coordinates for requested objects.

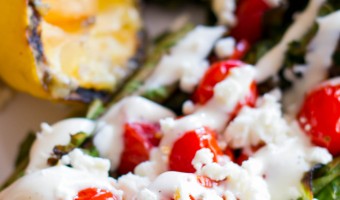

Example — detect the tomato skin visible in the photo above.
[192,60,257,119]
[118,122,161,174]
[230,0,271,44]
[74,188,118,200]
[192,60,244,104]
[235,144,264,165]
[230,81,258,120]
[298,81,340,156]
[169,127,222,173]
[229,39,250,60]
[224,148,235,162]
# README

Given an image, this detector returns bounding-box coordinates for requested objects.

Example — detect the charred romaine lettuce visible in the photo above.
[300,157,340,200]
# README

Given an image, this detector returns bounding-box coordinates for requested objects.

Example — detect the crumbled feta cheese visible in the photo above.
[214,37,236,59]
[180,60,209,92]
[192,148,214,171]
[214,65,256,112]
[64,149,110,177]
[224,94,289,148]
[307,147,332,164]
[117,173,151,200]
[134,148,167,180]
[138,172,221,199]
[196,161,270,200]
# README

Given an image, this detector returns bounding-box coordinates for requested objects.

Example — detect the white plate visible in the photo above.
[0,3,205,183]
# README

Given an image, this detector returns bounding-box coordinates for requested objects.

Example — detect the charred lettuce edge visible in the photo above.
[299,157,340,200]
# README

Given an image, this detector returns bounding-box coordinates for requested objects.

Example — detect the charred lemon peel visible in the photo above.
[0,0,142,102]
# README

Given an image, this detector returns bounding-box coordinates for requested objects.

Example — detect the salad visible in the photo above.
[0,0,339,200]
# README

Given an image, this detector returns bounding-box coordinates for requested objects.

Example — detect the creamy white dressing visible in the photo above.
[0,166,122,200]
[212,0,237,26]
[142,26,225,93]
[252,122,332,200]
[26,118,96,174]
[255,0,326,82]
[94,96,175,170]
[283,10,340,114]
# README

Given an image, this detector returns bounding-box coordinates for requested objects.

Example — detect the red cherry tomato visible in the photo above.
[169,127,222,173]
[74,188,118,200]
[230,0,271,44]
[230,81,258,120]
[229,39,250,60]
[192,60,244,104]
[298,80,340,156]
[192,60,257,118]
[224,148,235,162]
[235,144,264,165]
[118,122,161,174]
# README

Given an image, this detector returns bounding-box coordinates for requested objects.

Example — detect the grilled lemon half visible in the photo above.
[0,0,142,102]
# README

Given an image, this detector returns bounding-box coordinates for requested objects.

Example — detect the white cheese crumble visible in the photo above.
[224,94,289,148]
[212,0,237,26]
[214,37,236,59]
[213,65,256,111]
[192,149,270,200]
[159,65,256,154]
[26,118,96,174]
[192,148,214,171]
[134,148,168,180]
[142,26,225,93]
[61,149,111,177]
[94,96,175,170]
[137,171,221,200]
[117,173,151,200]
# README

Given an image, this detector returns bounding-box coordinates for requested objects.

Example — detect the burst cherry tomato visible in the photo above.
[118,122,161,174]
[230,0,271,44]
[74,188,118,200]
[192,60,257,115]
[229,39,250,60]
[298,80,340,156]
[193,60,243,104]
[169,127,222,173]
[235,144,264,165]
